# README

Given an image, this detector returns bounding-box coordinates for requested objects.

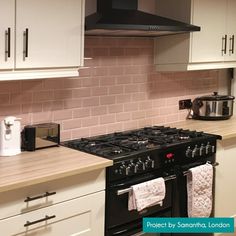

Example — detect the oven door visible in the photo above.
[106,172,173,236]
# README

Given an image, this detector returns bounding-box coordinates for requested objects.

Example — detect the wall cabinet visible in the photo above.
[155,0,236,71]
[0,0,84,80]
[0,170,105,236]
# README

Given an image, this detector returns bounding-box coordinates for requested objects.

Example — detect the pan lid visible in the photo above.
[198,92,235,101]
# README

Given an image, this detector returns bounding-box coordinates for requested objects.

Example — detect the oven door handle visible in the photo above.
[110,223,142,236]
[117,174,176,196]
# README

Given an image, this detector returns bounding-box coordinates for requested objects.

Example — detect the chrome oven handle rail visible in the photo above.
[116,162,219,196]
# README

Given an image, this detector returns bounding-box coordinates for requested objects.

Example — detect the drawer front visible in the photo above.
[0,169,105,220]
[0,191,105,236]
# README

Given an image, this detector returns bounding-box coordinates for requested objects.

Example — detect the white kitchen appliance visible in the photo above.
[0,116,21,156]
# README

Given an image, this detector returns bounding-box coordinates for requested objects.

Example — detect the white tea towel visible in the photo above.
[128,177,166,212]
[187,163,213,217]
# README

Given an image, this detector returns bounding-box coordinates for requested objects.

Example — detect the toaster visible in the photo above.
[22,123,60,151]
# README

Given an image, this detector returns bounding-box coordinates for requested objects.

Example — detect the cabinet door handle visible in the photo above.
[222,35,227,55]
[23,28,29,59]
[24,191,57,202]
[5,28,11,60]
[229,35,235,54]
[24,215,56,227]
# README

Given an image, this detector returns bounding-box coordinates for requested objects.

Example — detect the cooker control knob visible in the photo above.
[145,156,155,169]
[127,161,136,175]
[119,162,127,176]
[206,142,212,154]
[199,144,206,156]
[186,147,192,158]
[192,145,200,157]
[135,159,145,173]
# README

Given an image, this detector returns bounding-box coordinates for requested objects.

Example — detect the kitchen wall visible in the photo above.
[0,37,219,141]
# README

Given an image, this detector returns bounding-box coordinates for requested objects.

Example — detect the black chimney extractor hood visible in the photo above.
[85,0,200,37]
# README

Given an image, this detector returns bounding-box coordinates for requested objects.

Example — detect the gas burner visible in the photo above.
[112,148,123,154]
[178,135,190,140]
[128,137,149,145]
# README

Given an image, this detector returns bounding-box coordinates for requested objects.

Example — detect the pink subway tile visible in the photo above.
[43,79,64,89]
[82,97,99,107]
[100,95,116,105]
[116,56,133,66]
[0,81,21,93]
[0,94,10,105]
[100,57,117,66]
[100,77,116,86]
[123,120,138,130]
[152,116,166,126]
[81,116,99,127]
[73,108,90,118]
[91,106,107,116]
[124,102,139,112]
[165,114,180,123]
[0,104,21,116]
[138,118,153,128]
[124,84,140,93]
[93,67,108,76]
[22,80,43,91]
[107,123,123,133]
[43,101,64,111]
[10,92,32,104]
[108,104,123,113]
[63,119,82,130]
[93,48,109,57]
[124,48,140,56]
[159,106,179,115]
[124,66,140,75]
[32,111,53,123]
[152,99,166,108]
[53,110,73,121]
[132,75,148,83]
[72,128,90,139]
[100,114,116,125]
[116,94,132,103]
[139,101,152,110]
[90,125,108,136]
[60,130,72,141]
[132,93,146,101]
[132,111,146,120]
[72,88,91,98]
[92,87,108,96]
[145,108,160,117]
[109,67,124,76]
[18,113,32,126]
[22,103,43,113]
[84,48,92,57]
[33,91,54,102]
[64,78,82,88]
[63,99,82,109]
[54,90,72,100]
[116,112,131,122]
[109,85,124,95]
[116,75,132,84]
[81,77,99,87]
[109,48,125,56]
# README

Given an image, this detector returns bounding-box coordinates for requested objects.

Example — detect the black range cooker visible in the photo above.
[62,126,221,236]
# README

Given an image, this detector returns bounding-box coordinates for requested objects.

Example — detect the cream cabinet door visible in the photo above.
[0,0,15,70]
[190,0,227,63]
[225,0,236,61]
[15,0,84,69]
[0,191,105,236]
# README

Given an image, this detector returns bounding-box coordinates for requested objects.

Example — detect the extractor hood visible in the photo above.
[85,0,200,37]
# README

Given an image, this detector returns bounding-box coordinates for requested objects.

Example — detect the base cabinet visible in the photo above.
[0,191,105,236]
[0,169,106,236]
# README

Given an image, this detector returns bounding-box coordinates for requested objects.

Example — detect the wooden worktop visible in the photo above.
[0,146,113,193]
[169,116,236,140]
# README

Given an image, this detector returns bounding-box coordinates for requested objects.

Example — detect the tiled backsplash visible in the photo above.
[0,37,218,140]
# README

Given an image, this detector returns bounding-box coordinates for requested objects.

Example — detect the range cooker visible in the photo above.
[62,126,221,236]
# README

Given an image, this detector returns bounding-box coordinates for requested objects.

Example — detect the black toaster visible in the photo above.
[21,123,60,151]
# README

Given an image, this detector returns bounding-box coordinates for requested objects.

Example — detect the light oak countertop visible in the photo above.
[169,117,236,140]
[0,146,113,193]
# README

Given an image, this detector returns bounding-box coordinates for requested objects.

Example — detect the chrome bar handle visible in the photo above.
[5,28,11,60]
[222,35,227,55]
[23,28,29,60]
[24,215,56,227]
[24,191,56,202]
[229,35,235,55]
